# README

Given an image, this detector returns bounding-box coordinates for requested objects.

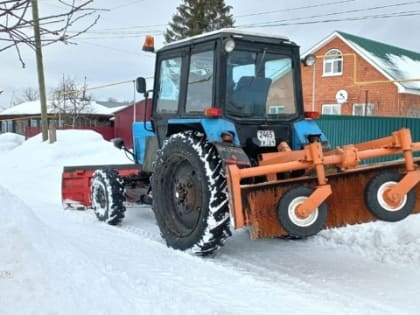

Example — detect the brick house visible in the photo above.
[301,31,420,117]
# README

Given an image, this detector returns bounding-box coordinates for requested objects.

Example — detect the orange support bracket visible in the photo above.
[295,184,332,218]
[385,170,420,204]
[225,164,246,229]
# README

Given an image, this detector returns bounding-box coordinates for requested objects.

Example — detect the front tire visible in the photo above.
[364,171,415,222]
[91,168,126,225]
[151,131,231,256]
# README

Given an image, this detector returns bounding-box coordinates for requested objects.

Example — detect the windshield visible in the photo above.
[225,49,296,118]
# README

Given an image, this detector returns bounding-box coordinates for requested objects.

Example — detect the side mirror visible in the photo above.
[136,77,146,94]
[112,138,125,150]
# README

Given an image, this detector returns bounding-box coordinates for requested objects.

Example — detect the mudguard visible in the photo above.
[212,142,251,167]
[292,119,328,150]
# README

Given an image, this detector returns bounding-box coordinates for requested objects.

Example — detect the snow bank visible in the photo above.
[0,185,136,315]
[0,132,24,152]
[7,129,132,167]
[0,130,131,205]
[314,215,420,267]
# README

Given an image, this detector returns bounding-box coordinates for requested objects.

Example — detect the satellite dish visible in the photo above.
[336,89,348,104]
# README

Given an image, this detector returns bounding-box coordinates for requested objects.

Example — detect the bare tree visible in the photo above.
[50,76,92,128]
[13,87,39,104]
[0,0,100,67]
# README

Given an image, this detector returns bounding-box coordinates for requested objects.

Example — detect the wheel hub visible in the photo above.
[171,161,201,231]
[175,179,195,210]
[289,196,319,227]
[378,182,406,211]
[93,183,106,209]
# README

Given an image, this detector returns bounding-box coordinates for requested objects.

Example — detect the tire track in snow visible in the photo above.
[82,205,418,314]
[114,221,401,314]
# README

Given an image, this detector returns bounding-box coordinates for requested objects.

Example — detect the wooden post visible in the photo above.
[31,0,48,142]
[49,122,57,143]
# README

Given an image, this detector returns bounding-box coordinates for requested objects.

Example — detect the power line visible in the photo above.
[107,0,145,11]
[67,0,420,38]
[71,28,164,34]
[237,0,357,18]
[63,0,356,33]
[76,39,155,57]
[76,34,162,40]
[243,10,420,28]
[238,1,420,28]
[68,29,164,36]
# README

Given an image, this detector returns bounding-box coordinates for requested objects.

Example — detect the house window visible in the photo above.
[30,119,39,127]
[2,120,13,132]
[322,104,341,115]
[323,49,343,76]
[353,103,374,116]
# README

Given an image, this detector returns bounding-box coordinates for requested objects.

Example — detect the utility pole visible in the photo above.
[31,0,48,141]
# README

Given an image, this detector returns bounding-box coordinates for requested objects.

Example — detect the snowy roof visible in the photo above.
[162,28,291,51]
[0,99,128,116]
[303,31,420,95]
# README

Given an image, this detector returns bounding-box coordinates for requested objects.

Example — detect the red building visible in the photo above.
[113,99,152,148]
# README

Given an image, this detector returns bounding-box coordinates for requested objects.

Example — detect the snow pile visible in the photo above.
[5,129,131,167]
[0,100,125,116]
[0,186,128,314]
[0,130,131,205]
[314,216,420,266]
[0,132,25,152]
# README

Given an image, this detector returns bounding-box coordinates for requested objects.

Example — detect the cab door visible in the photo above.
[152,49,187,147]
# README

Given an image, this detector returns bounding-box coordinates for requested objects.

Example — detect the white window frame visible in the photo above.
[352,103,374,116]
[323,49,343,77]
[321,103,341,115]
[2,120,13,132]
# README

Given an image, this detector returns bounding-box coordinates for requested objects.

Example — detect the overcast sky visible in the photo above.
[1,0,420,108]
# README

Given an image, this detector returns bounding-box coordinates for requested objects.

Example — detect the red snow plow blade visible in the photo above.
[62,164,140,209]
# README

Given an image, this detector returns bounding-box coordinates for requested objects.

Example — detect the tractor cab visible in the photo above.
[136,28,326,165]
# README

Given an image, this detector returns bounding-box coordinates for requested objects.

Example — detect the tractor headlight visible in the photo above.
[224,39,235,53]
[302,54,316,66]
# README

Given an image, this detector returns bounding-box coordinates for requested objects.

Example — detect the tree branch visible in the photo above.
[0,0,101,66]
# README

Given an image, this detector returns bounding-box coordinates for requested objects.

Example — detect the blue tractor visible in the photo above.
[64,29,420,256]
[101,29,328,255]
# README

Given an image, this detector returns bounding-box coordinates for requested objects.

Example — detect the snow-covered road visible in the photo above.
[1,131,420,315]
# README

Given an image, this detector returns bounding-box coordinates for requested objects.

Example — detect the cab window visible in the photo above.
[156,57,182,113]
[186,50,214,113]
[226,49,296,117]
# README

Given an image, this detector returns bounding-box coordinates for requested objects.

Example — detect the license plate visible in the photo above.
[257,130,276,147]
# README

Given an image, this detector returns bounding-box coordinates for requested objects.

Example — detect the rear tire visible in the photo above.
[151,131,231,256]
[364,171,415,222]
[277,186,328,238]
[91,168,126,225]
